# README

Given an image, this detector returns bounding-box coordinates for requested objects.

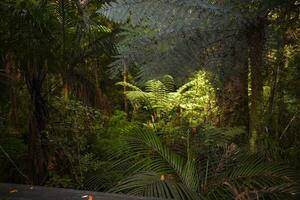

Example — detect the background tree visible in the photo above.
[98,0,299,152]
[0,0,115,184]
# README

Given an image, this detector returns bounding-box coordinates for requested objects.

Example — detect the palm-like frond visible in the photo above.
[109,126,203,199]
[102,126,298,200]
[111,172,201,200]
[205,154,297,200]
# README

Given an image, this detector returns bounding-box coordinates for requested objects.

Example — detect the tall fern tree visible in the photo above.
[51,0,115,108]
[0,0,114,184]
[98,0,299,152]
[117,72,217,126]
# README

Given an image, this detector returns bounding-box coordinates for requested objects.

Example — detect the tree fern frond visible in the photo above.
[97,0,246,80]
[162,75,176,92]
[116,81,143,91]
[98,0,224,29]
[50,0,76,26]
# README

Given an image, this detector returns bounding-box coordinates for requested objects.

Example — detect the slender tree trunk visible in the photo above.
[275,43,289,137]
[268,37,287,137]
[236,39,250,130]
[248,18,265,153]
[267,8,290,138]
[267,62,279,122]
[93,61,112,114]
[63,82,69,101]
[4,53,18,130]
[25,64,48,185]
[123,62,128,115]
[94,61,102,108]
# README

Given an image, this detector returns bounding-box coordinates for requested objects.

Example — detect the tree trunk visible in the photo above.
[219,36,249,130]
[25,68,49,185]
[268,38,287,137]
[267,8,291,138]
[63,82,69,101]
[248,18,265,153]
[123,62,129,115]
[4,53,18,130]
[93,62,112,115]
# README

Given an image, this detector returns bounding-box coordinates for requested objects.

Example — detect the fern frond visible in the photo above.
[108,126,204,199]
[205,153,297,200]
[162,75,176,92]
[116,81,143,91]
[98,0,245,80]
[89,125,297,199]
[98,0,223,29]
[50,0,76,26]
[110,172,202,200]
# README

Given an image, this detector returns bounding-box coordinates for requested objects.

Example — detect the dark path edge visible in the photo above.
[0,183,161,200]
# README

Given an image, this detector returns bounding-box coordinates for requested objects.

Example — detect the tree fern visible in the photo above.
[97,0,245,79]
[117,72,216,125]
[98,0,296,84]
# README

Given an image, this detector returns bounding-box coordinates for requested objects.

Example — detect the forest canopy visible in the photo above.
[0,0,299,199]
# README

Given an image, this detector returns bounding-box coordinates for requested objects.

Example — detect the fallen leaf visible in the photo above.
[9,189,18,193]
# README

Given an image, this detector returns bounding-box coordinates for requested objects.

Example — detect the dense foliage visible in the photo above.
[0,0,299,199]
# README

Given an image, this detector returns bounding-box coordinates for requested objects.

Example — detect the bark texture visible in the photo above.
[25,68,49,185]
[219,37,249,129]
[248,18,265,153]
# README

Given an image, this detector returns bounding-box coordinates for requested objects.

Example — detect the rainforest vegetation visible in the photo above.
[0,0,299,199]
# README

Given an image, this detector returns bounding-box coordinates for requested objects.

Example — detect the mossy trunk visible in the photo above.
[248,19,265,153]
